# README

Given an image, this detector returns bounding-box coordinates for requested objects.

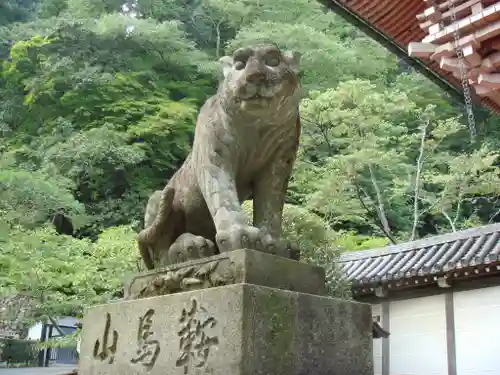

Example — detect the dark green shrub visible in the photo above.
[0,338,38,366]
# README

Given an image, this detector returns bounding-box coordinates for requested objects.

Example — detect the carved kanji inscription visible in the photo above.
[93,312,119,364]
[176,298,219,374]
[131,308,161,370]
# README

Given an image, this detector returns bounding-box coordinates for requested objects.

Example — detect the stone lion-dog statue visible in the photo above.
[138,43,302,269]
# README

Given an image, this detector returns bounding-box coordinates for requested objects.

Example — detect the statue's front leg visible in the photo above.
[197,161,267,253]
[195,137,272,253]
[252,148,297,257]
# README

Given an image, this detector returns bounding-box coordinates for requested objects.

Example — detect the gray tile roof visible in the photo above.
[339,223,500,286]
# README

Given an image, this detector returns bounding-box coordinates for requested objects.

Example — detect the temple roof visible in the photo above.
[319,0,500,114]
[338,223,500,287]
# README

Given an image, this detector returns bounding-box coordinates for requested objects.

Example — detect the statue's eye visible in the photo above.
[233,49,251,70]
[265,57,280,67]
[234,61,245,70]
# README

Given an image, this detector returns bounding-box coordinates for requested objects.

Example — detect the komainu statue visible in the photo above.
[138,43,302,270]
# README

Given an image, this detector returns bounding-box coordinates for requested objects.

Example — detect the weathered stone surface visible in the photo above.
[79,284,373,375]
[137,44,303,270]
[124,249,326,299]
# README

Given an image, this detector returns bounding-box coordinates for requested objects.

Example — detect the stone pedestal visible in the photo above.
[79,250,373,375]
[124,249,326,299]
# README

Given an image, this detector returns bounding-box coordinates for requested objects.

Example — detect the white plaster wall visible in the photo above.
[389,294,447,375]
[27,323,43,340]
[371,304,383,375]
[454,286,500,375]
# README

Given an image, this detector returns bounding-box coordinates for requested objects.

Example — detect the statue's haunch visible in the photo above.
[138,185,175,269]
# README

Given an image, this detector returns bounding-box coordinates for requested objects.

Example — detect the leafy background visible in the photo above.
[1,0,500,337]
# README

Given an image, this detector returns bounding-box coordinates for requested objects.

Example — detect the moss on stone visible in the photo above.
[260,289,296,369]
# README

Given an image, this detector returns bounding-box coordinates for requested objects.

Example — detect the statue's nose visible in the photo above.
[246,70,265,84]
[245,60,265,84]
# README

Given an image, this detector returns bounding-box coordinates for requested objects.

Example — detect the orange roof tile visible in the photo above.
[322,0,500,114]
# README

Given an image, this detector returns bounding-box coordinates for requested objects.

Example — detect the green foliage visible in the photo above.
[228,22,398,91]
[333,231,390,251]
[0,167,85,229]
[243,200,351,298]
[0,222,139,322]
[38,328,79,350]
[299,81,500,241]
[0,338,38,366]
[65,0,123,17]
[0,0,38,26]
[2,0,500,332]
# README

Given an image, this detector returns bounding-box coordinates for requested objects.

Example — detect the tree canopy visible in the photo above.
[2,0,500,335]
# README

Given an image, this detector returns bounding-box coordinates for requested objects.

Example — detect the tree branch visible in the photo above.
[317,122,335,154]
[489,207,500,223]
[47,316,66,337]
[452,191,463,228]
[35,270,65,337]
[419,180,451,217]
[441,209,456,232]
[411,120,428,241]
[354,181,397,245]
[213,20,222,58]
[143,40,169,67]
[419,196,440,216]
[368,164,392,235]
[422,130,447,163]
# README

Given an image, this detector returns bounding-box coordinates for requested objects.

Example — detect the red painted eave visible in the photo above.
[334,0,500,114]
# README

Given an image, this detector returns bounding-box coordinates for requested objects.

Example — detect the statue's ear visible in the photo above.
[283,51,301,74]
[219,56,233,78]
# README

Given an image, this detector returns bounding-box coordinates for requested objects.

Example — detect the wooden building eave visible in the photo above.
[317,0,466,100]
[317,0,499,113]
[351,262,500,298]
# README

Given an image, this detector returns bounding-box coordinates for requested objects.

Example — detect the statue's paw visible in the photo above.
[216,224,262,253]
[261,234,290,257]
[168,233,216,264]
[216,224,286,255]
[287,240,301,261]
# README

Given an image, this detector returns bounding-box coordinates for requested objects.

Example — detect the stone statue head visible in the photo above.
[218,43,301,112]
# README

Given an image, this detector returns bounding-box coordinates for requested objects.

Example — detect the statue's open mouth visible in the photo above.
[241,96,271,107]
[247,95,262,100]
[244,93,273,101]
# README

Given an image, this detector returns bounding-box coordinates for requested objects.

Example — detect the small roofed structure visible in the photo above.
[339,223,500,375]
[339,222,500,297]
